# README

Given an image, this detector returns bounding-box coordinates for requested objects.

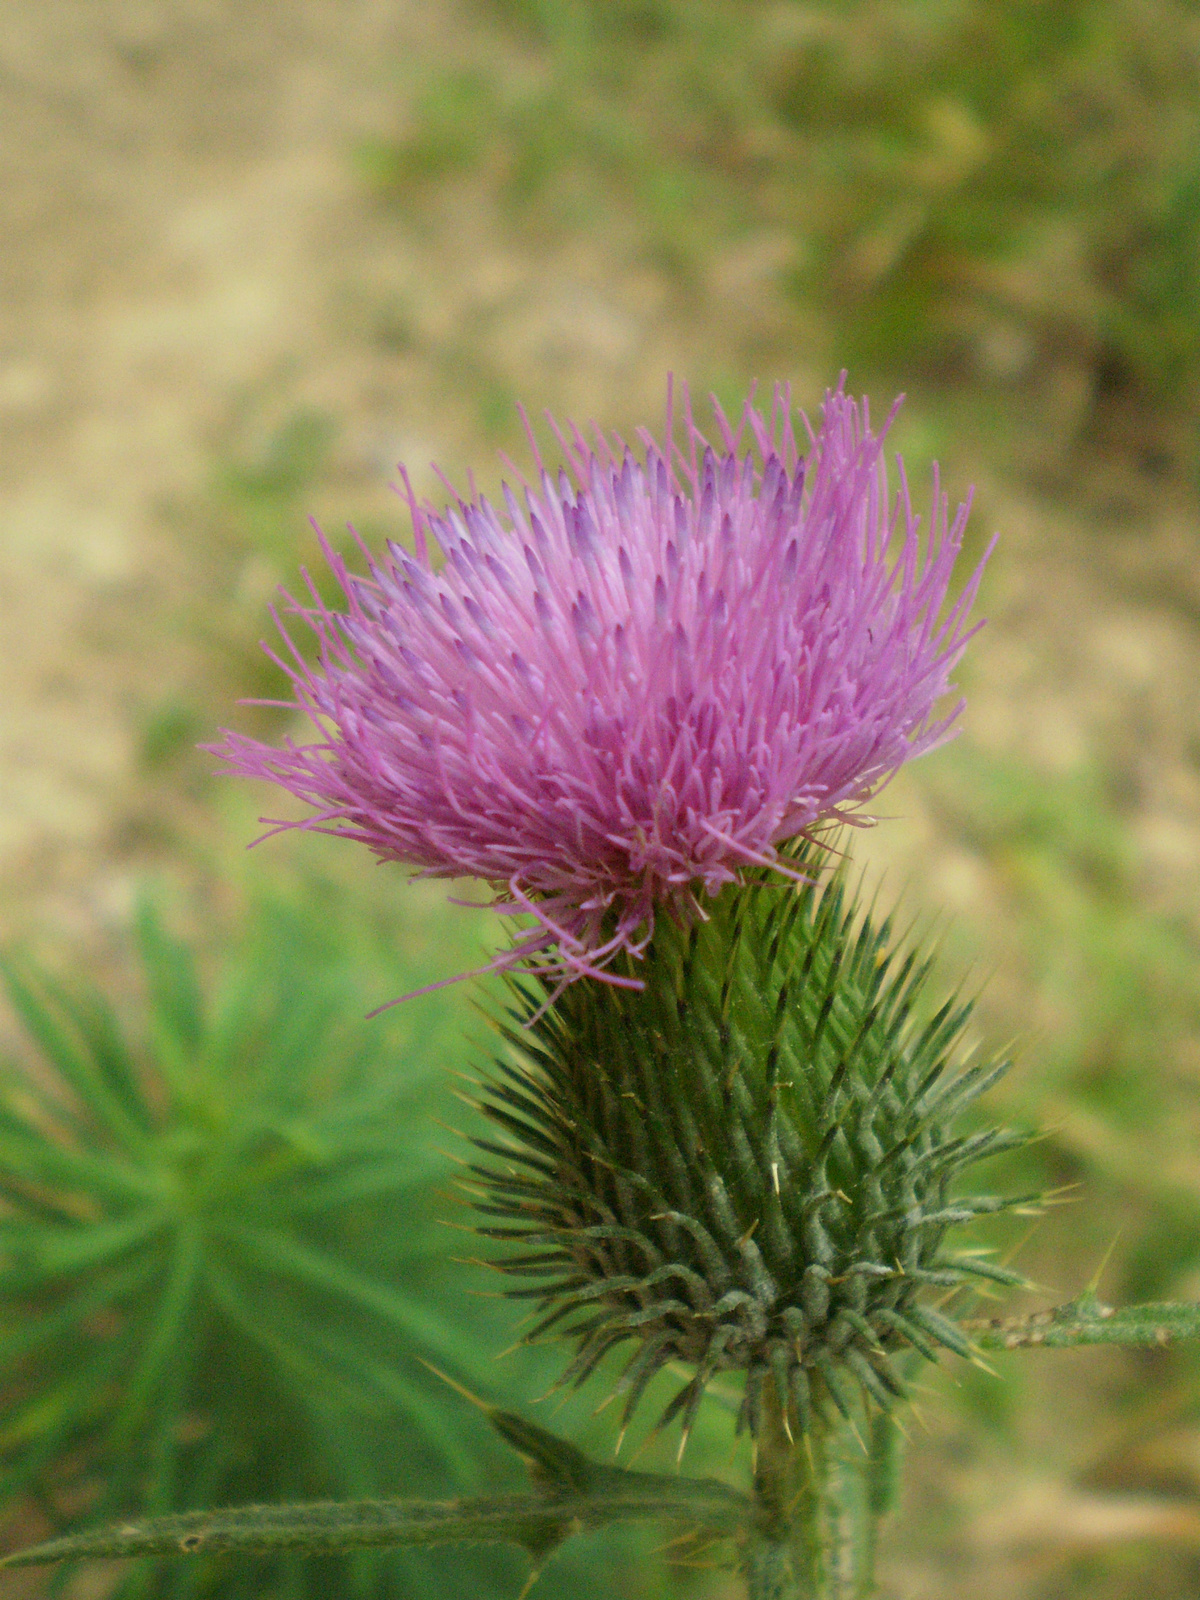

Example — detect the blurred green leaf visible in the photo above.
[372,0,1200,456]
[0,894,524,1599]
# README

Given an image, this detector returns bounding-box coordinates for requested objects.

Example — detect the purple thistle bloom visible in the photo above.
[214,381,989,992]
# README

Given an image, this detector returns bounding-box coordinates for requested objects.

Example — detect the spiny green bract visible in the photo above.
[472,867,1029,1444]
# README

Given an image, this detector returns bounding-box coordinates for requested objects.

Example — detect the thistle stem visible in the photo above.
[744,1381,883,1600]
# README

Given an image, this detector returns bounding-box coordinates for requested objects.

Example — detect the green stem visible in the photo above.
[745,1378,803,1600]
[744,1381,886,1600]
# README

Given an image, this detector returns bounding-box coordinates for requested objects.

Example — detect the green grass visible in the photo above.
[362,0,1200,465]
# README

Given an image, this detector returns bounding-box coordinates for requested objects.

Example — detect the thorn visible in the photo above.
[493,1339,529,1361]
[1000,1215,1047,1273]
[722,1426,749,1476]
[622,1427,660,1468]
[1037,1183,1083,1206]
[428,1116,470,1141]
[907,1400,933,1437]
[771,1162,781,1195]
[676,1427,691,1465]
[415,1359,493,1413]
[650,1529,707,1555]
[515,1563,544,1600]
[430,1143,470,1166]
[1086,1229,1123,1297]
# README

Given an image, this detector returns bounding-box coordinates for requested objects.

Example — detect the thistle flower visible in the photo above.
[215,382,988,987]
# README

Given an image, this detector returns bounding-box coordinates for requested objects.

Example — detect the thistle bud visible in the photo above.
[471,863,1025,1444]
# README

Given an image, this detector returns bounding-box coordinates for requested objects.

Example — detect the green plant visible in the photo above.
[11,878,1200,1598]
[774,1,1200,447]
[364,0,1200,456]
[0,895,536,1599]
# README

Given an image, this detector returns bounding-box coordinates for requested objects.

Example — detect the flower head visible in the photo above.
[214,381,988,988]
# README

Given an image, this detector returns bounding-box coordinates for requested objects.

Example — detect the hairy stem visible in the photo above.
[744,1378,804,1600]
[743,1381,885,1600]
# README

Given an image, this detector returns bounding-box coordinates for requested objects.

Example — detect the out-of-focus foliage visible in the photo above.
[0,894,641,1599]
[919,744,1200,1554]
[194,405,343,721]
[144,402,363,811]
[774,2,1200,431]
[361,0,1200,460]
[926,745,1200,1235]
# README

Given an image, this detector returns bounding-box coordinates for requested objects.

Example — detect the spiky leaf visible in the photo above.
[2,1407,749,1570]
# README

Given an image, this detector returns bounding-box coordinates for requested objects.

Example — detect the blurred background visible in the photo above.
[2,1,1200,1596]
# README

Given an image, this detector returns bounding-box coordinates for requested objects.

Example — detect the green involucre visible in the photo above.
[472,866,1029,1440]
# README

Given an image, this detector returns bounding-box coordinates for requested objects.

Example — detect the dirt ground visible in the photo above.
[5,4,1200,1597]
[5,1,1200,935]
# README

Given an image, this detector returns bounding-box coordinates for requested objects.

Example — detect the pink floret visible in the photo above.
[212,380,990,990]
